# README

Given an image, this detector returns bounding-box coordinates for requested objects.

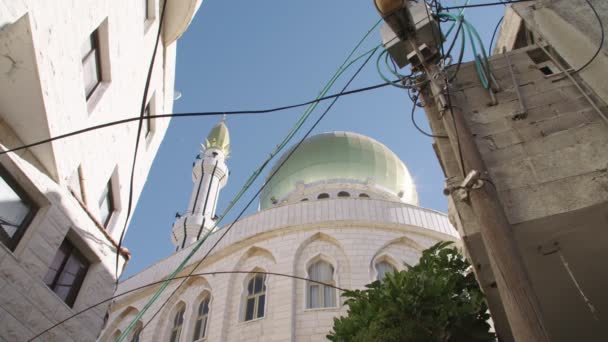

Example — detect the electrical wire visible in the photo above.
[114,0,169,285]
[573,0,604,73]
[27,271,348,341]
[441,0,534,11]
[488,16,504,56]
[128,47,379,341]
[0,80,394,157]
[411,94,449,138]
[429,1,468,177]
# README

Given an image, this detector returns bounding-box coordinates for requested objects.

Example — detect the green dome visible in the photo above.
[260,132,417,209]
[204,119,230,156]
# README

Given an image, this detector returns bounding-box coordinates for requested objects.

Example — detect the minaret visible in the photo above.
[172,117,230,250]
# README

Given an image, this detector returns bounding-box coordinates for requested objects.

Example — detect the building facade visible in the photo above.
[100,127,459,342]
[419,1,607,340]
[0,0,202,340]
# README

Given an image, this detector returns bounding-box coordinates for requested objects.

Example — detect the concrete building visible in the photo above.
[418,0,607,340]
[98,126,459,342]
[0,0,202,340]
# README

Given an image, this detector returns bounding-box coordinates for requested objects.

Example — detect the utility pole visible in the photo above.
[373,1,551,341]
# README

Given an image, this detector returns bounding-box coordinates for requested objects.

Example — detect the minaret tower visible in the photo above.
[172,117,230,250]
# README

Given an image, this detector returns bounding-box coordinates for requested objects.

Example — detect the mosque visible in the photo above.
[100,119,459,341]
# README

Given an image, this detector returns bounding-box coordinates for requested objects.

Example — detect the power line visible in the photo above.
[129,46,379,341]
[27,270,348,341]
[114,0,169,287]
[573,0,604,73]
[441,0,533,11]
[411,94,449,139]
[488,16,504,56]
[0,81,394,158]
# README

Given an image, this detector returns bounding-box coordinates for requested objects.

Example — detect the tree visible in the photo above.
[327,242,496,342]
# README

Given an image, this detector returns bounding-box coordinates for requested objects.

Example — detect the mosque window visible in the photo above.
[243,274,266,321]
[375,261,397,281]
[337,191,350,197]
[317,193,330,199]
[193,294,210,341]
[307,260,336,309]
[131,322,143,342]
[301,198,308,202]
[359,193,370,198]
[169,303,185,342]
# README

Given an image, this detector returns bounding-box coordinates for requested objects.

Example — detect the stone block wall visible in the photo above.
[427,44,608,341]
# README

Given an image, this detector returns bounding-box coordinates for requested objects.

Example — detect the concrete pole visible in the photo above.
[409,39,551,341]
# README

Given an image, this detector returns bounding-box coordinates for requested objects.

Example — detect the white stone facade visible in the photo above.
[0,0,199,340]
[102,198,458,342]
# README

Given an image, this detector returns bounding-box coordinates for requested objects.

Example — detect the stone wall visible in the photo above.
[428,44,608,341]
[0,0,187,340]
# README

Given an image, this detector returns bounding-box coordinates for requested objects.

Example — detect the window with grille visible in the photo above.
[193,295,210,340]
[375,260,397,281]
[307,260,336,309]
[130,322,143,342]
[43,239,90,307]
[169,304,185,342]
[243,274,266,321]
[0,165,38,250]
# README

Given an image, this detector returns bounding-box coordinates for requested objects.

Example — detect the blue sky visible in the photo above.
[121,1,505,279]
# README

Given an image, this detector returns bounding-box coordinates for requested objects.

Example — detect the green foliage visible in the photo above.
[327,242,496,342]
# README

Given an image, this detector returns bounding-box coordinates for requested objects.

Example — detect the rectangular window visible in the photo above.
[143,0,150,21]
[43,239,90,307]
[143,101,152,139]
[98,180,114,228]
[143,93,156,143]
[81,29,102,99]
[0,165,38,251]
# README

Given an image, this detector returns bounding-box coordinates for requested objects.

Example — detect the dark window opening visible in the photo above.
[98,179,115,228]
[0,165,38,251]
[337,191,350,198]
[539,66,554,75]
[359,193,370,198]
[301,198,309,202]
[81,29,102,100]
[143,101,152,139]
[317,193,329,199]
[43,239,90,307]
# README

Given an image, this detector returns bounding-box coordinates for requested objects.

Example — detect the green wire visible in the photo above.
[444,0,471,38]
[439,12,491,89]
[115,19,383,342]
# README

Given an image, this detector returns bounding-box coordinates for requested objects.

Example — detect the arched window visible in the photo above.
[337,191,350,197]
[301,198,309,202]
[307,260,336,309]
[193,295,210,341]
[169,304,185,342]
[359,193,370,198]
[243,274,266,321]
[131,322,143,342]
[375,261,396,281]
[317,193,329,199]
